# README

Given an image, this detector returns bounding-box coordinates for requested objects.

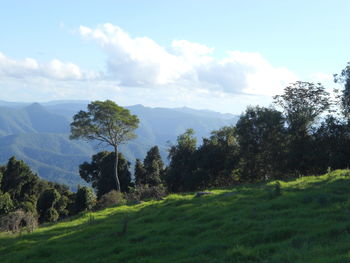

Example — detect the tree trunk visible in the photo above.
[114,145,121,192]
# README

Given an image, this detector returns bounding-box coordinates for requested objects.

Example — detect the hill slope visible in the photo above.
[1,170,350,262]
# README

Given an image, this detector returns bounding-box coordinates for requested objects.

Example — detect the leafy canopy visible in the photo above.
[70,100,139,147]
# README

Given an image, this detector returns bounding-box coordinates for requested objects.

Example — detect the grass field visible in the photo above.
[1,170,350,262]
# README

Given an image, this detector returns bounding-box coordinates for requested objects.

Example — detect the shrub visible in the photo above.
[127,184,167,202]
[0,209,38,233]
[44,207,59,222]
[18,201,37,214]
[75,186,96,212]
[96,190,126,210]
[37,189,61,213]
[0,193,14,214]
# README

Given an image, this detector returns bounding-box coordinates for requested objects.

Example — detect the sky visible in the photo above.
[0,0,349,114]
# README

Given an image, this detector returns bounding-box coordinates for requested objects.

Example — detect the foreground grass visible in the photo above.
[2,170,350,262]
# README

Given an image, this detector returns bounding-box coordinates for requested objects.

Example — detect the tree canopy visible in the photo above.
[70,100,139,191]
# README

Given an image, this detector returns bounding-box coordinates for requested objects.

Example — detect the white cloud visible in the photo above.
[78,23,297,95]
[0,24,300,113]
[0,52,88,81]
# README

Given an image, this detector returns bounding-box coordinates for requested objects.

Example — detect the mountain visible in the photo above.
[0,101,238,189]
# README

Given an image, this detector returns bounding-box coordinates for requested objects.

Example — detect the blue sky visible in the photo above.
[0,0,349,113]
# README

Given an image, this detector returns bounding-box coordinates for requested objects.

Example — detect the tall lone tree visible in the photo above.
[70,100,139,192]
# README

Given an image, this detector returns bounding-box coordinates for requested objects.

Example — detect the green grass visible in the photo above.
[2,170,350,262]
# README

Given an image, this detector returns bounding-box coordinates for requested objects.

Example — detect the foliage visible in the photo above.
[70,100,139,192]
[0,193,14,214]
[37,189,61,223]
[236,106,287,181]
[334,62,350,118]
[75,186,96,213]
[274,81,331,175]
[136,146,164,187]
[166,129,197,192]
[273,81,331,131]
[313,115,350,171]
[195,126,239,188]
[96,190,126,210]
[134,159,146,186]
[0,209,37,233]
[79,151,132,198]
[43,207,59,223]
[1,157,40,204]
[127,184,167,202]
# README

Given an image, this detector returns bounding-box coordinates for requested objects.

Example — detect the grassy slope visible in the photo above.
[1,171,350,263]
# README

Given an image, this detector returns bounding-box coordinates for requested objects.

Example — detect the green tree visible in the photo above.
[0,193,14,215]
[313,115,350,171]
[195,126,239,188]
[75,186,96,212]
[37,188,61,222]
[70,100,139,192]
[273,81,331,132]
[273,81,331,175]
[134,159,146,186]
[79,151,132,198]
[334,62,350,118]
[1,157,40,204]
[166,129,197,192]
[143,146,164,186]
[235,106,286,181]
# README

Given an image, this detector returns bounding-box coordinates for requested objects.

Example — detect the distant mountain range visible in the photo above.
[0,100,238,189]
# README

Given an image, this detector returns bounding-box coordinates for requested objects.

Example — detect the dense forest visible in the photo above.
[1,62,350,232]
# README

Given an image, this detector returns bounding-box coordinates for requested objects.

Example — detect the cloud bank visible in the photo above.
[0,23,300,113]
[79,23,296,96]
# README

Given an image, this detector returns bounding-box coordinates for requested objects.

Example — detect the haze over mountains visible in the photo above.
[0,101,238,189]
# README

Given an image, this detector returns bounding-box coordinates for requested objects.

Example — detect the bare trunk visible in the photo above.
[114,145,121,192]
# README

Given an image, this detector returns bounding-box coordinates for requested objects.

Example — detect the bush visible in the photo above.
[0,193,14,214]
[75,186,96,213]
[44,207,59,222]
[37,189,61,213]
[96,190,126,210]
[18,201,37,214]
[0,209,38,233]
[127,184,167,202]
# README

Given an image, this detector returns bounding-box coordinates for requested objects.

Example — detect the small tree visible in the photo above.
[134,159,146,186]
[70,100,139,192]
[37,188,61,222]
[75,186,96,212]
[166,129,197,192]
[143,146,164,186]
[0,193,14,215]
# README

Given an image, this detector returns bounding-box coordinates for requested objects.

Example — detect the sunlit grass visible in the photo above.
[1,170,350,262]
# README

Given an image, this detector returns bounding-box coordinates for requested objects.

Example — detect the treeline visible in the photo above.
[137,63,350,192]
[80,63,350,196]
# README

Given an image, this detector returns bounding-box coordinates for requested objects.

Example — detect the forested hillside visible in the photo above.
[0,101,238,188]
